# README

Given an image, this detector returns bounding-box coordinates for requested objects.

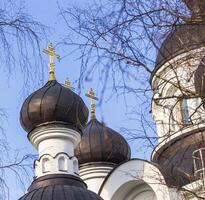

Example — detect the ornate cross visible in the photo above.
[64,78,75,91]
[43,43,60,81]
[86,88,99,119]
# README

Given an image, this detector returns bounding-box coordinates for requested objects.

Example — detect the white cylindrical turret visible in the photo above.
[29,126,81,178]
[79,163,115,194]
[152,48,205,143]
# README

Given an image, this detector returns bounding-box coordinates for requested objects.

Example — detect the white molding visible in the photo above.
[152,47,205,87]
[79,163,114,194]
[152,123,205,161]
[34,153,79,178]
[29,127,81,149]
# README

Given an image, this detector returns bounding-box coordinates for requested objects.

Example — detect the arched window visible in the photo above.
[58,156,67,172]
[42,158,50,173]
[73,159,78,174]
[179,97,190,126]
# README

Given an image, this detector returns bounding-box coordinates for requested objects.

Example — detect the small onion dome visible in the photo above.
[19,174,103,200]
[75,118,131,165]
[20,80,88,133]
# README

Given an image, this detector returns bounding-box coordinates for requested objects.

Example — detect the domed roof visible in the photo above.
[20,80,88,133]
[152,0,205,77]
[184,0,205,16]
[155,23,205,68]
[19,174,103,200]
[75,118,131,165]
[19,185,103,200]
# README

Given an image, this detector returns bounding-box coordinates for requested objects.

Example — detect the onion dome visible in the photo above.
[19,174,103,200]
[20,43,88,133]
[153,0,205,75]
[184,0,205,18]
[75,118,131,165]
[75,88,131,165]
[20,80,88,133]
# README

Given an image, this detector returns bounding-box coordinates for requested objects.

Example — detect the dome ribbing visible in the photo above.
[75,118,131,165]
[20,80,88,133]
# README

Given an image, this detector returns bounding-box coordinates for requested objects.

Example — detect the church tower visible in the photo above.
[75,88,131,194]
[151,0,205,187]
[18,43,103,200]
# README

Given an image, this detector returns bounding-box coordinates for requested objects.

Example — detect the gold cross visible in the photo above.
[64,78,75,91]
[43,43,60,81]
[86,88,99,119]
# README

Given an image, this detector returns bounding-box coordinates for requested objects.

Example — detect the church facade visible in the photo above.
[18,0,205,199]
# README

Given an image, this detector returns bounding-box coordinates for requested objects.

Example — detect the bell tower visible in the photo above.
[151,0,205,187]
[19,44,103,200]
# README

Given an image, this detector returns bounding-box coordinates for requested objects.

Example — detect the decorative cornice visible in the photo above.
[29,126,81,149]
[34,153,79,178]
[152,123,205,162]
[79,162,115,181]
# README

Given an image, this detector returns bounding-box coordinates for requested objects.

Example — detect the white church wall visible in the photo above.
[152,47,205,143]
[99,159,181,200]
[111,181,157,200]
[181,180,205,199]
[79,163,114,194]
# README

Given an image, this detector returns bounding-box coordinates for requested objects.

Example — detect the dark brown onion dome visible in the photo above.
[75,118,131,165]
[155,23,205,71]
[20,80,88,133]
[19,174,103,200]
[152,1,205,78]
[184,0,205,18]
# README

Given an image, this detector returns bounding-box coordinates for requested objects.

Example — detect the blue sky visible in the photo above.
[0,0,155,199]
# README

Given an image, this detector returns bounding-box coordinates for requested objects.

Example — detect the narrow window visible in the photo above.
[58,156,67,172]
[179,97,190,125]
[42,158,50,173]
[73,159,78,174]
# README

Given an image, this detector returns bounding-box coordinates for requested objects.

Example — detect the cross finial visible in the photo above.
[43,43,60,81]
[86,88,99,120]
[64,78,75,91]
